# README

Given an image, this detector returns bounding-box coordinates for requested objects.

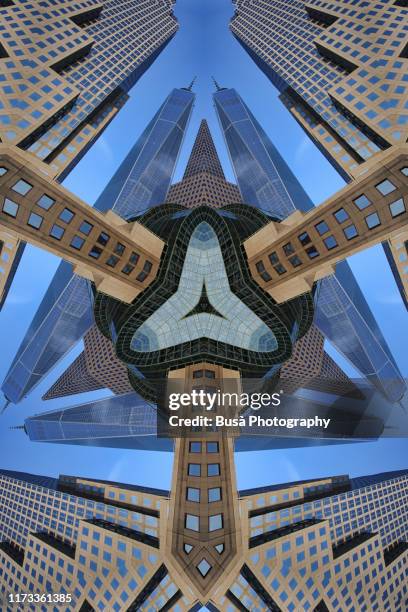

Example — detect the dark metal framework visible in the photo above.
[94,204,315,399]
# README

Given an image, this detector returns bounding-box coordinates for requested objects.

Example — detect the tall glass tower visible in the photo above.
[2,87,195,405]
[23,393,172,452]
[213,86,406,402]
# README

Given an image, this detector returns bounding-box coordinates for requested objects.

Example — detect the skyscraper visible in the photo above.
[0,467,406,609]
[1,86,195,405]
[166,119,242,207]
[279,324,362,399]
[43,317,359,403]
[94,86,196,219]
[213,86,406,402]
[230,0,408,308]
[1,113,406,607]
[24,393,168,452]
[1,116,406,407]
[43,325,133,400]
[23,324,363,452]
[0,0,179,308]
[213,84,314,218]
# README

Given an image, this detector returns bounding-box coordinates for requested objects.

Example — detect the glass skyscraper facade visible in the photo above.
[214,87,314,218]
[24,392,173,452]
[2,87,195,404]
[23,383,394,453]
[214,87,406,403]
[94,88,195,218]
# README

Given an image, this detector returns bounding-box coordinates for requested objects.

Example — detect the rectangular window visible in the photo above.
[12,179,32,196]
[323,235,338,250]
[209,514,223,531]
[255,261,271,282]
[189,442,202,453]
[79,221,93,235]
[315,221,329,235]
[89,245,103,259]
[389,198,405,218]
[306,245,319,259]
[208,464,220,477]
[50,224,65,240]
[283,242,295,256]
[106,255,119,268]
[97,231,110,246]
[121,264,134,275]
[298,231,312,246]
[185,514,199,531]
[186,487,200,503]
[70,236,85,250]
[188,464,201,477]
[129,251,140,265]
[207,442,219,453]
[2,198,19,217]
[365,212,381,229]
[37,194,55,210]
[27,212,43,229]
[334,208,350,223]
[136,271,148,282]
[353,194,371,211]
[59,208,75,223]
[289,255,302,267]
[208,487,221,502]
[274,263,287,275]
[114,242,125,255]
[375,179,396,196]
[343,224,358,240]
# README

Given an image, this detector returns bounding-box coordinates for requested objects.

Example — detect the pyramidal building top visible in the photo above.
[183,119,226,180]
[167,119,242,208]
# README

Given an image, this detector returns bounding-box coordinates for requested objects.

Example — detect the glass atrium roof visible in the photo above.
[131,222,277,353]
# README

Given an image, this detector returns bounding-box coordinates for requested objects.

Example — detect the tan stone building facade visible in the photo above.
[231,0,408,307]
[0,230,21,308]
[1,143,406,307]
[244,145,408,302]
[166,121,242,208]
[0,0,178,308]
[43,325,133,400]
[0,462,406,610]
[0,145,165,302]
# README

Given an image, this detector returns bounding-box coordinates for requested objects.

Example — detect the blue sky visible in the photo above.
[0,0,407,492]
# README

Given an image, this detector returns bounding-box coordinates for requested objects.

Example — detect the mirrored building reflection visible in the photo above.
[0,0,179,308]
[230,0,408,308]
[213,86,406,402]
[2,87,195,405]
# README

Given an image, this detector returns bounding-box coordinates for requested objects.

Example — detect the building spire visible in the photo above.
[9,425,26,431]
[184,76,197,91]
[212,76,223,92]
[183,120,226,180]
